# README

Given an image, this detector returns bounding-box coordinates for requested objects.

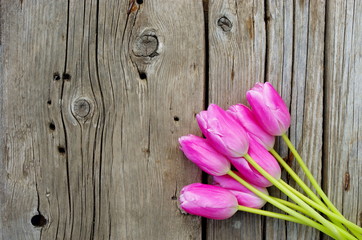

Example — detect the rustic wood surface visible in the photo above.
[0,0,360,240]
[324,1,362,239]
[207,0,266,239]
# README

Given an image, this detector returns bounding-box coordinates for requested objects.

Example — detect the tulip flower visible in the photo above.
[179,135,231,176]
[179,183,238,220]
[246,82,291,136]
[228,104,275,150]
[176,84,362,239]
[230,138,281,187]
[196,104,249,158]
[213,173,268,209]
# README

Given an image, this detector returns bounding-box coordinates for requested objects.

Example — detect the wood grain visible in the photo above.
[324,0,362,234]
[266,1,325,239]
[0,0,205,239]
[0,0,360,239]
[264,1,293,239]
[0,1,68,239]
[207,0,330,239]
[279,0,326,239]
[207,0,266,239]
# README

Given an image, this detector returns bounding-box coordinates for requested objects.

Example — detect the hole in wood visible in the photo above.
[139,72,147,80]
[58,146,66,154]
[171,196,177,200]
[31,214,47,227]
[47,100,52,105]
[62,73,71,81]
[136,0,143,4]
[217,16,232,32]
[49,122,56,131]
[173,116,179,121]
[53,72,61,81]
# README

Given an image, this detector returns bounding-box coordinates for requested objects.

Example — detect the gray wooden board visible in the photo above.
[0,0,360,239]
[207,0,266,239]
[323,0,362,239]
[0,0,204,239]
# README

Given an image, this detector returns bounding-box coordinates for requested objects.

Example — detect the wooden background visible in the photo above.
[0,0,360,239]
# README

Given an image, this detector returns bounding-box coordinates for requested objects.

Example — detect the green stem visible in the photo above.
[244,154,356,240]
[269,148,347,231]
[227,171,346,239]
[270,148,326,206]
[281,134,341,215]
[279,180,362,236]
[237,205,336,238]
[281,134,361,237]
[271,197,315,218]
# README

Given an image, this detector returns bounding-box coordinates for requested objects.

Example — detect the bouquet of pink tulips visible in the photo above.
[179,82,362,240]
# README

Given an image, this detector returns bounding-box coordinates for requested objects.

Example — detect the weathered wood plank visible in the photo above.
[287,1,325,239]
[0,1,68,239]
[324,0,362,235]
[207,0,266,239]
[1,0,360,239]
[264,1,293,239]
[207,0,327,239]
[0,0,205,239]
[107,1,205,238]
[268,0,326,239]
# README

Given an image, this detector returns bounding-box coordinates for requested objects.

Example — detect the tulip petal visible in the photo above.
[179,135,231,176]
[230,190,267,209]
[230,157,272,187]
[247,138,281,181]
[180,183,238,220]
[228,104,275,150]
[246,82,291,136]
[213,173,268,208]
[197,104,249,158]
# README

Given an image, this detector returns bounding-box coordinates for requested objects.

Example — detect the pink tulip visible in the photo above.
[246,82,291,136]
[228,104,275,150]
[179,135,231,176]
[196,104,249,158]
[179,183,238,220]
[213,173,268,209]
[230,138,281,187]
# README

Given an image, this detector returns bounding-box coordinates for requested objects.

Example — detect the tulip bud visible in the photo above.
[213,173,268,209]
[179,135,231,176]
[230,138,281,187]
[179,183,238,220]
[246,82,291,136]
[196,104,249,158]
[228,104,275,150]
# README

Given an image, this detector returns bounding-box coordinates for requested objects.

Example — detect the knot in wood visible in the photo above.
[72,98,91,118]
[133,34,159,57]
[218,16,232,32]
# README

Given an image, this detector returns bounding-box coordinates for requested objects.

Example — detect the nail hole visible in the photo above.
[53,72,61,81]
[31,214,47,227]
[47,100,52,105]
[171,196,177,200]
[58,146,66,154]
[136,0,143,4]
[62,73,71,81]
[49,122,56,130]
[173,116,179,121]
[139,72,147,80]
